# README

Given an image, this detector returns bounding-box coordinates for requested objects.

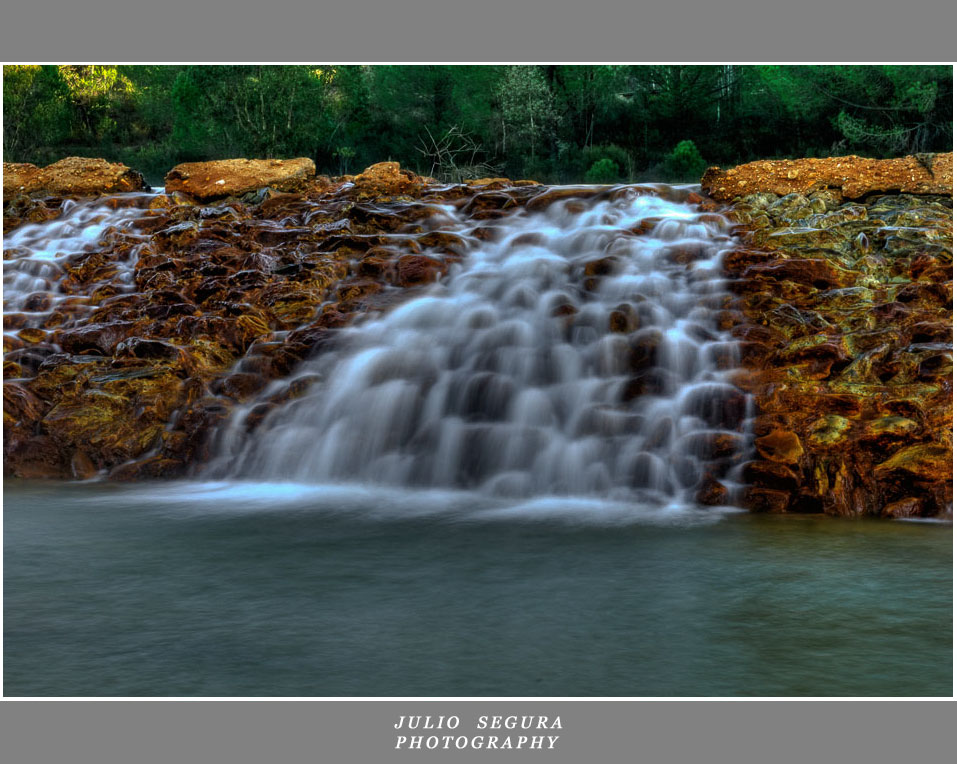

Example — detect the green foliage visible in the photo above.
[4,65,952,184]
[585,158,620,184]
[664,140,707,180]
[3,66,71,156]
[497,66,559,170]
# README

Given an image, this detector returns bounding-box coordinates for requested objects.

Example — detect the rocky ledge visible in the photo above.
[719,154,952,518]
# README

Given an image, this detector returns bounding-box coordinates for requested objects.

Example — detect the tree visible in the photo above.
[497,65,560,175]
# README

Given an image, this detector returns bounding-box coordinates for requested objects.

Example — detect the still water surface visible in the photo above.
[4,481,951,696]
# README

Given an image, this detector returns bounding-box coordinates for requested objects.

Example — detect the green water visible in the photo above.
[3,480,952,696]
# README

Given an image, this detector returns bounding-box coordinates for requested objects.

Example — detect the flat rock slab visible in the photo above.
[701,152,953,202]
[3,157,148,201]
[165,158,316,201]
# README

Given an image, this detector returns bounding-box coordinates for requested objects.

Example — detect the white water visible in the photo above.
[3,195,154,331]
[208,186,746,507]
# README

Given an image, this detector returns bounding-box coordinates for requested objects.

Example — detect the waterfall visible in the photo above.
[208,186,746,506]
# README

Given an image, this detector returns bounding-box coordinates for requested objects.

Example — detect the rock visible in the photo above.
[165,158,316,201]
[754,430,804,464]
[350,162,423,200]
[3,162,42,200]
[695,475,729,506]
[3,158,148,201]
[392,254,447,287]
[859,416,920,446]
[744,487,791,513]
[807,415,852,448]
[4,154,951,512]
[701,152,954,202]
[742,460,800,491]
[875,444,952,482]
[727,176,952,517]
[881,497,924,519]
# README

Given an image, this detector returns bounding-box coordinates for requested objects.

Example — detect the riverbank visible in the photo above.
[3,154,952,517]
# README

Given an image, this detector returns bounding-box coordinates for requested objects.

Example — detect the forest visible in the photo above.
[3,64,953,184]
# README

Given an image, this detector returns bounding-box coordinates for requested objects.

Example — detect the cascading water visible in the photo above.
[3,195,154,336]
[208,186,747,507]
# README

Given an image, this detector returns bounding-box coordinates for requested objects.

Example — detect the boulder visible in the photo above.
[350,162,424,200]
[3,162,41,200]
[165,158,316,201]
[3,157,148,201]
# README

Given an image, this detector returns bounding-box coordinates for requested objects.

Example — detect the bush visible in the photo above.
[664,140,707,181]
[582,143,631,179]
[585,158,620,184]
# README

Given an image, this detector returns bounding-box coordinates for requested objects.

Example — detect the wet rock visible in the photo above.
[526,186,606,212]
[744,487,791,513]
[392,254,447,287]
[165,158,316,201]
[725,171,952,518]
[859,416,921,447]
[807,415,852,448]
[881,497,924,519]
[694,474,729,506]
[743,460,801,491]
[58,322,140,355]
[874,444,952,482]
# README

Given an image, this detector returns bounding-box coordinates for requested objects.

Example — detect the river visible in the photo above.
[4,480,951,696]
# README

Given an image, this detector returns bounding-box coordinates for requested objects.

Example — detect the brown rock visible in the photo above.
[701,152,953,202]
[3,162,41,200]
[742,460,800,491]
[754,430,804,464]
[351,162,424,200]
[165,158,316,201]
[4,158,148,200]
[744,487,791,513]
[393,255,447,287]
[881,497,924,519]
[695,475,729,506]
[874,444,952,482]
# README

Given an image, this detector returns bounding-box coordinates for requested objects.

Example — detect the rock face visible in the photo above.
[3,157,148,201]
[702,153,953,202]
[164,158,317,201]
[720,153,952,517]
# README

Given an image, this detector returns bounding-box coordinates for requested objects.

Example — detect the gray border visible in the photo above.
[1,701,956,763]
[0,3,955,60]
[2,2,955,762]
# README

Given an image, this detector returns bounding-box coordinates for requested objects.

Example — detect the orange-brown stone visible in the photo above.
[702,152,953,202]
[754,430,804,464]
[4,157,148,201]
[165,158,316,201]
